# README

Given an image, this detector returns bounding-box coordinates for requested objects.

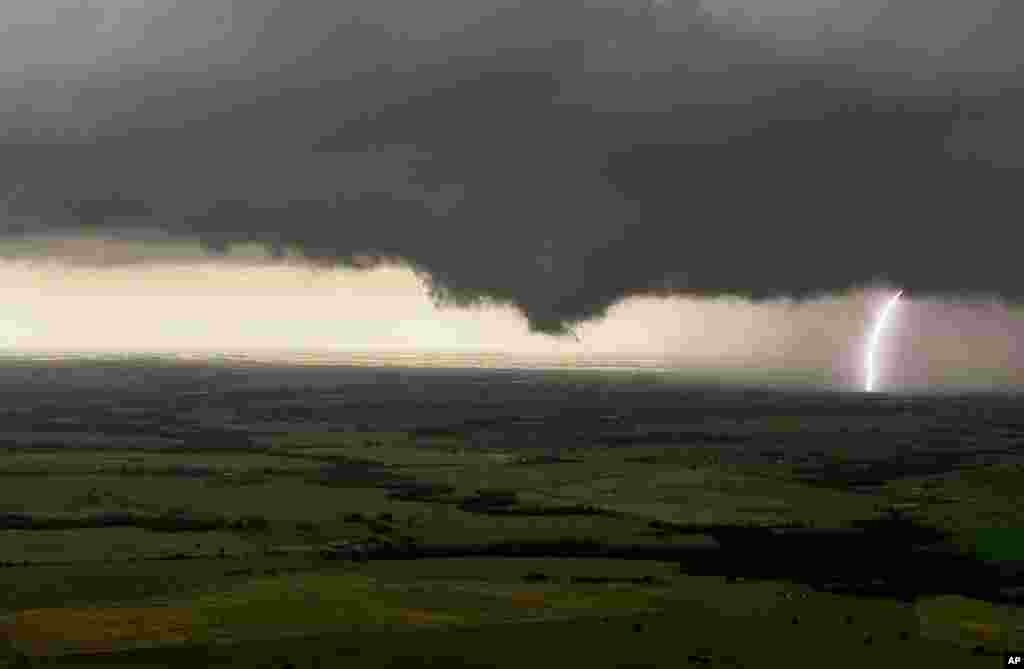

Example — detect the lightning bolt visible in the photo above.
[865,290,903,392]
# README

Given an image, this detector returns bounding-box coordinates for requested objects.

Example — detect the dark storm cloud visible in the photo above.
[1,0,1022,334]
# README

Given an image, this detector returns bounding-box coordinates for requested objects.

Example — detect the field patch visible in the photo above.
[0,450,319,476]
[972,527,1024,562]
[916,595,1015,652]
[497,586,660,617]
[5,606,196,656]
[2,476,393,523]
[267,431,412,450]
[390,500,648,544]
[183,572,474,643]
[294,444,495,467]
[364,557,679,584]
[396,608,464,626]
[0,527,256,563]
[158,568,671,646]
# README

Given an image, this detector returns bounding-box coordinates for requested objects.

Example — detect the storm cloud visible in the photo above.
[1,1,1022,334]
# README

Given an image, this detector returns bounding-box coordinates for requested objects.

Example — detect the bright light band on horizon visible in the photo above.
[864,289,903,392]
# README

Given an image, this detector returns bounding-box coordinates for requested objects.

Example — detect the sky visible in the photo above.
[0,1,1022,390]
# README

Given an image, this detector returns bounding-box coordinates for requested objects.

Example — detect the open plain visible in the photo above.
[0,356,1020,667]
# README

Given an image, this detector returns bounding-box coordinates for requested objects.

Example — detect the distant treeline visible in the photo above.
[0,511,271,533]
[597,430,753,446]
[456,500,619,517]
[384,485,618,517]
[320,531,1015,605]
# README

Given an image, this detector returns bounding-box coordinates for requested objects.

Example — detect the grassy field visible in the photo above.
[0,528,257,564]
[0,372,1020,667]
[0,565,1003,668]
[0,450,320,475]
[0,474,393,522]
[11,616,991,669]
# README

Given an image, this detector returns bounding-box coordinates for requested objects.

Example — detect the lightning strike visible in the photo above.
[864,290,903,392]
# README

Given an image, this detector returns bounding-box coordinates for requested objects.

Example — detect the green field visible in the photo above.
[0,528,257,564]
[0,564,1001,668]
[0,417,1019,668]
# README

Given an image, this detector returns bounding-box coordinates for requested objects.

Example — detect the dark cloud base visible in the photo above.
[1,1,1022,334]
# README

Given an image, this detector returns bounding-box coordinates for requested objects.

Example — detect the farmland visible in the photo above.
[0,358,1020,666]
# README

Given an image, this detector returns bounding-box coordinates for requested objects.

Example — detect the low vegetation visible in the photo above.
[0,372,1019,667]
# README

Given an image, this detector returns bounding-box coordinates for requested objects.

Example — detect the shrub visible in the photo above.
[385,483,455,501]
[474,489,518,505]
[240,515,271,532]
[365,519,394,534]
